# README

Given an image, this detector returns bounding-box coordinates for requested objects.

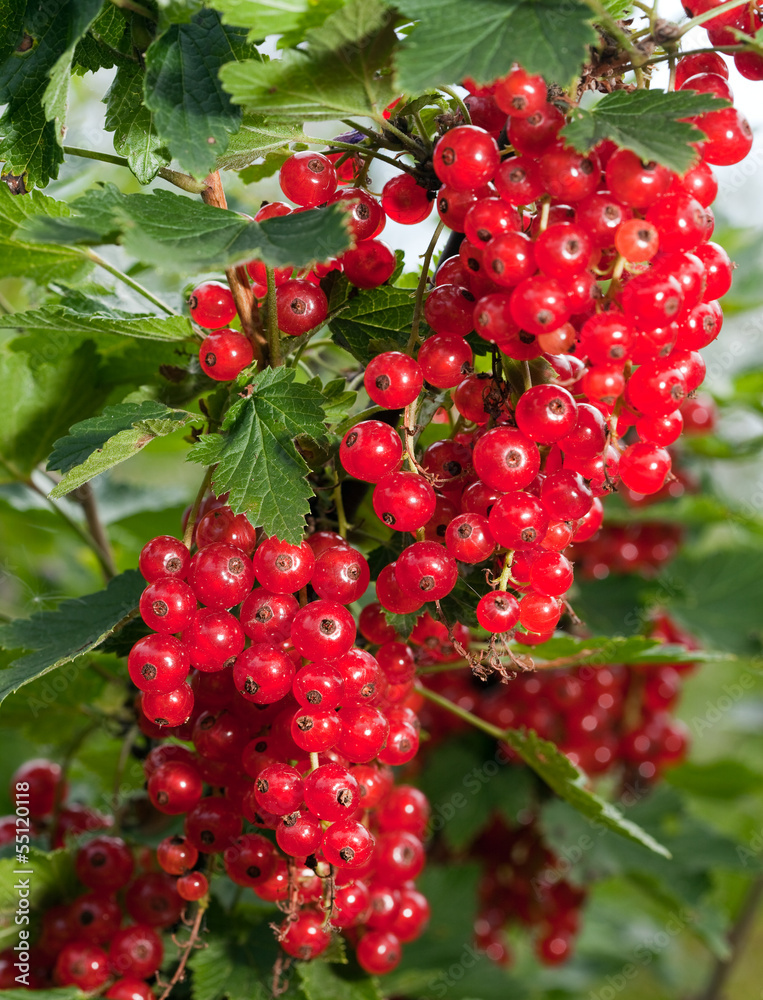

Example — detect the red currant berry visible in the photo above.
[233,643,296,704]
[185,797,242,853]
[539,145,601,202]
[341,239,396,288]
[139,579,196,634]
[477,590,520,632]
[364,351,423,408]
[417,333,473,389]
[139,535,189,582]
[276,279,328,336]
[424,283,476,337]
[322,818,375,868]
[495,67,547,117]
[280,151,337,207]
[483,232,536,288]
[508,103,565,157]
[618,442,672,494]
[473,426,540,491]
[280,909,331,959]
[181,607,245,671]
[312,546,370,603]
[445,513,495,563]
[519,592,562,633]
[494,156,545,205]
[515,384,578,444]
[224,832,276,886]
[290,600,356,660]
[304,763,360,821]
[10,759,64,818]
[433,126,499,190]
[395,541,458,601]
[188,542,254,609]
[76,836,134,892]
[340,420,402,482]
[199,329,253,381]
[373,472,436,532]
[488,492,549,550]
[510,275,570,335]
[177,872,208,902]
[541,470,593,520]
[188,281,236,329]
[108,924,163,979]
[376,561,425,614]
[253,536,315,593]
[128,634,189,693]
[196,507,257,555]
[329,186,384,241]
[276,809,323,856]
[55,942,109,990]
[335,705,390,763]
[147,761,202,815]
[141,683,194,728]
[157,835,198,876]
[381,173,433,225]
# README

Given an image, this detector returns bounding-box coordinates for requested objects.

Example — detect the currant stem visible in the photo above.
[498,550,515,591]
[309,752,320,772]
[183,465,216,550]
[157,898,208,1000]
[265,266,283,367]
[440,85,471,124]
[62,146,207,193]
[332,481,350,538]
[70,483,117,579]
[332,404,385,437]
[415,683,507,742]
[309,137,418,175]
[406,219,445,354]
[84,250,179,317]
[374,116,423,156]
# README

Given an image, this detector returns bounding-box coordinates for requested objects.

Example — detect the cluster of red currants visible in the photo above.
[1,759,180,997]
[683,1,763,79]
[126,504,430,975]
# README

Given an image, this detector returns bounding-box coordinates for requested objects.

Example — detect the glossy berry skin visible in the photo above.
[519,592,562,633]
[76,836,134,892]
[424,283,476,337]
[233,643,296,704]
[615,219,660,262]
[636,410,683,446]
[304,763,360,821]
[147,761,202,815]
[224,833,276,887]
[253,536,315,593]
[291,706,342,752]
[579,312,634,365]
[185,797,242,853]
[334,705,390,763]
[156,835,198,876]
[255,763,304,816]
[375,831,425,884]
[473,426,540,491]
[276,809,323,856]
[373,472,436,532]
[477,590,520,632]
[69,893,122,944]
[10,759,64,818]
[199,329,253,381]
[605,150,672,210]
[54,942,110,990]
[177,872,208,902]
[619,442,672,495]
[124,873,183,928]
[530,551,574,596]
[376,561,424,614]
[364,351,423,408]
[577,190,633,247]
[483,232,536,288]
[181,607,245,671]
[694,241,732,300]
[488,492,549,550]
[696,107,753,165]
[332,879,371,928]
[322,818,375,867]
[508,102,565,157]
[418,333,473,388]
[645,193,707,255]
[293,662,343,711]
[280,910,331,960]
[128,634,189,693]
[312,546,370,603]
[377,718,419,765]
[539,146,600,202]
[626,361,687,416]
[276,279,328,335]
[141,683,194,728]
[140,578,196,634]
[139,535,189,582]
[341,239,396,288]
[356,930,402,975]
[433,126,500,190]
[280,151,337,207]
[494,156,545,205]
[188,281,236,329]
[515,384,578,444]
[445,513,495,563]
[196,507,257,555]
[535,222,593,276]
[510,275,570,335]
[290,600,356,660]
[675,51,728,88]
[340,420,402,482]
[382,173,433,225]
[188,543,254,610]
[541,470,593,521]
[106,978,156,1000]
[329,187,384,241]
[395,541,458,601]
[558,402,608,458]
[108,924,163,979]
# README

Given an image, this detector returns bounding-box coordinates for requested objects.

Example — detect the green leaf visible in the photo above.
[0,183,90,283]
[437,574,481,630]
[522,633,727,667]
[73,4,131,75]
[215,0,340,40]
[383,610,419,640]
[329,283,417,365]
[0,0,102,187]
[394,0,597,93]
[297,963,382,1000]
[666,759,763,800]
[0,303,194,342]
[188,367,328,544]
[144,8,257,179]
[315,377,358,425]
[220,0,397,120]
[0,570,144,703]
[46,401,197,497]
[104,63,171,185]
[561,89,730,174]
[218,114,314,171]
[662,545,763,655]
[503,727,671,858]
[16,187,352,274]
[188,929,271,1000]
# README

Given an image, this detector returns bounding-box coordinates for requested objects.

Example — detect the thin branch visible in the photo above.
[440,85,471,124]
[109,0,156,18]
[157,902,207,1000]
[62,147,207,193]
[85,250,179,316]
[415,682,508,741]
[679,0,751,34]
[70,483,117,579]
[406,219,445,353]
[183,466,216,550]
[265,266,283,367]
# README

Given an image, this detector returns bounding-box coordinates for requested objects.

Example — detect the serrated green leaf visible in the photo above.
[220,0,397,120]
[238,147,294,183]
[0,570,144,703]
[561,89,730,174]
[0,182,90,283]
[522,634,726,667]
[47,402,197,497]
[329,283,417,365]
[395,0,596,93]
[0,303,194,342]
[502,727,671,858]
[437,574,481,630]
[218,114,314,171]
[383,610,419,639]
[297,962,382,1000]
[73,4,130,75]
[104,63,172,185]
[314,377,358,425]
[0,0,102,187]
[188,367,328,544]
[144,8,257,179]
[188,930,271,1000]
[16,187,352,274]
